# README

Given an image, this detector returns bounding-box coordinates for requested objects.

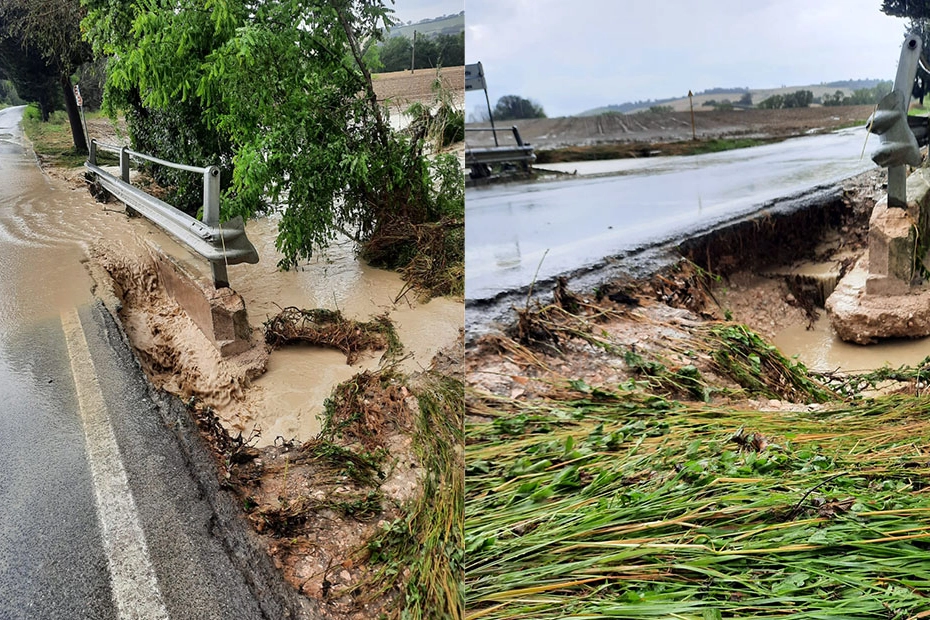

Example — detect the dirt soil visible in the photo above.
[466,168,895,407]
[465,105,875,152]
[372,66,463,107]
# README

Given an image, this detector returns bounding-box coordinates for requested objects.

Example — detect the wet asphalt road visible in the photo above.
[465,127,878,301]
[0,106,300,618]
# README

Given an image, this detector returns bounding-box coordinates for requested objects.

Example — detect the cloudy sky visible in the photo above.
[466,0,912,118]
[390,0,463,25]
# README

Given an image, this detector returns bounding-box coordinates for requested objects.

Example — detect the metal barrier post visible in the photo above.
[120,147,130,183]
[202,166,229,288]
[869,33,923,207]
[89,139,97,166]
[84,142,258,287]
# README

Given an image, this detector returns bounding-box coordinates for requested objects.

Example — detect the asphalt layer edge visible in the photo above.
[87,299,319,618]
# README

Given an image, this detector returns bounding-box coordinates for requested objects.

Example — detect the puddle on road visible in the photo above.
[775,315,930,373]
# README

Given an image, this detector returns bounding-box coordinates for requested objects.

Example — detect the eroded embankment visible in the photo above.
[88,229,464,618]
[463,169,930,619]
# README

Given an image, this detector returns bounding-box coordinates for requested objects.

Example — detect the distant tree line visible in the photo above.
[702,92,752,111]
[758,90,814,109]
[821,81,893,106]
[0,79,24,106]
[369,32,464,73]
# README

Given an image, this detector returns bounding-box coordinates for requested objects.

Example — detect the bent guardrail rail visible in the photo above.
[465,126,535,179]
[86,140,258,288]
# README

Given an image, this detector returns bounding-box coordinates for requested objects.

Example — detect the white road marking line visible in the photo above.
[61,308,170,620]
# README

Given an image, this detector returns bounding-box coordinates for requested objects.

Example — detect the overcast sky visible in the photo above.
[390,0,463,25]
[466,0,912,118]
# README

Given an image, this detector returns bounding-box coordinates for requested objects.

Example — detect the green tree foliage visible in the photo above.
[492,95,546,120]
[0,0,90,152]
[757,90,814,109]
[377,32,464,73]
[881,0,930,18]
[0,79,24,106]
[822,82,894,107]
[0,28,61,119]
[83,0,463,273]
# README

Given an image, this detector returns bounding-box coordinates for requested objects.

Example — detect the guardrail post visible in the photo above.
[89,139,97,166]
[869,33,923,208]
[119,147,130,183]
[202,166,229,288]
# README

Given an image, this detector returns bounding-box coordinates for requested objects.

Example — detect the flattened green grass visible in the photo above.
[466,324,930,619]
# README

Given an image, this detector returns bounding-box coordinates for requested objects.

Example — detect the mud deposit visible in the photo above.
[87,213,464,617]
[467,167,927,404]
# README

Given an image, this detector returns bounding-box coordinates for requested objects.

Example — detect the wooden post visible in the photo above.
[410,31,416,73]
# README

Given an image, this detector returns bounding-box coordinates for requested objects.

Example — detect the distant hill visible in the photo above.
[389,12,464,38]
[580,87,750,116]
[579,80,887,116]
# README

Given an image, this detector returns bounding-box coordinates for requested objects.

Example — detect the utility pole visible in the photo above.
[410,31,416,73]
[688,90,696,141]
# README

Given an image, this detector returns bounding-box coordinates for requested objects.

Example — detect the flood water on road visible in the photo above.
[0,107,100,339]
[466,127,877,301]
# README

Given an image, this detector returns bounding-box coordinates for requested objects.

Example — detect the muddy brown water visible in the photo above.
[775,316,930,374]
[225,216,462,444]
[0,109,105,336]
[125,199,462,446]
[2,106,462,447]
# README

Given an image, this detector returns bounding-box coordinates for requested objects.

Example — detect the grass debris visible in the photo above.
[320,369,411,451]
[263,306,400,364]
[466,379,930,619]
[361,374,464,620]
[466,273,930,619]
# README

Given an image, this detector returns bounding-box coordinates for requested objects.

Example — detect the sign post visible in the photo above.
[465,62,498,146]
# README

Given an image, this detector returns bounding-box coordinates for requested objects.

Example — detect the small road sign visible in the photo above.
[74,84,83,107]
[465,63,486,92]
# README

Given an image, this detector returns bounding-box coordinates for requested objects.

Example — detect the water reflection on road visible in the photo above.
[466,127,876,300]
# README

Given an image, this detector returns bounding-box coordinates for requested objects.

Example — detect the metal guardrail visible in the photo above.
[86,140,259,288]
[465,126,535,179]
[465,125,528,146]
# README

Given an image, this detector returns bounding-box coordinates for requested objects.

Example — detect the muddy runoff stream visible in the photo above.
[90,199,462,447]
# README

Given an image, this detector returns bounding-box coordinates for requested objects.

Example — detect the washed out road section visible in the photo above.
[465,127,877,301]
[0,105,293,618]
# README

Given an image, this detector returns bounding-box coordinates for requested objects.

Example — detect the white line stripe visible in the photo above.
[61,308,170,620]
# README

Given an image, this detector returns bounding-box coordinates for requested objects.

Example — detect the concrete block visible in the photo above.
[147,242,252,356]
[867,197,918,282]
[828,256,930,344]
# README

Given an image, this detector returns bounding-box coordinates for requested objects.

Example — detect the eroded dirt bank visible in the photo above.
[84,212,464,617]
[467,167,892,394]
[463,165,930,618]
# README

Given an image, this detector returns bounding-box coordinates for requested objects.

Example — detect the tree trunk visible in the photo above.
[335,7,389,149]
[60,75,87,154]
